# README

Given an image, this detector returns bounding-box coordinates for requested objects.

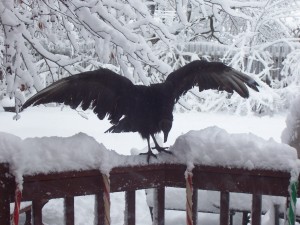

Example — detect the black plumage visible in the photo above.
[22,60,259,161]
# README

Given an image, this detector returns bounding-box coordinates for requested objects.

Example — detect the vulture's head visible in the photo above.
[159,119,172,143]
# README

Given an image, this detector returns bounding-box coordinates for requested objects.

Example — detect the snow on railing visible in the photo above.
[0,127,298,224]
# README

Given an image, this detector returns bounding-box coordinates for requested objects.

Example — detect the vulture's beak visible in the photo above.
[163,132,168,143]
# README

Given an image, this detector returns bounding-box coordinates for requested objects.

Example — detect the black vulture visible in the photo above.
[22,60,259,161]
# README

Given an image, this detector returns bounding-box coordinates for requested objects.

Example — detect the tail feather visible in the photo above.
[105,118,135,133]
[232,69,259,92]
[228,73,249,98]
[22,80,68,109]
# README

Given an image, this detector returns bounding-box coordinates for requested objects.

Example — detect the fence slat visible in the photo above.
[220,191,230,225]
[32,199,43,225]
[125,191,135,225]
[274,204,280,225]
[251,194,262,225]
[0,188,10,225]
[65,197,75,225]
[154,187,165,225]
[0,164,11,225]
[192,188,198,225]
[184,42,293,79]
[25,209,32,225]
[242,212,249,225]
[230,212,234,225]
[95,193,105,225]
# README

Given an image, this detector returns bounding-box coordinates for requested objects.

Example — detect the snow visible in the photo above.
[0,107,287,154]
[1,96,15,107]
[2,0,300,223]
[0,125,296,187]
[146,188,285,215]
[282,95,300,154]
[0,108,296,183]
[169,127,297,171]
[0,107,298,225]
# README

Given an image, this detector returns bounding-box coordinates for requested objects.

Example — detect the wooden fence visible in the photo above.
[0,163,297,225]
[79,41,292,81]
[184,42,294,81]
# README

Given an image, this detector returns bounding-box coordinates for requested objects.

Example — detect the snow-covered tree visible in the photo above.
[0,0,175,106]
[282,95,300,158]
[0,0,299,114]
[155,0,300,114]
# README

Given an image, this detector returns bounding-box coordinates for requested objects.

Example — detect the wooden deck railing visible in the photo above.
[0,163,297,225]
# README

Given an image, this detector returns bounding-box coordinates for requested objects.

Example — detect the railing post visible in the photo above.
[95,193,105,225]
[0,164,11,225]
[64,196,74,225]
[192,188,198,225]
[251,194,262,225]
[153,187,165,225]
[274,204,280,225]
[125,191,135,225]
[32,199,44,225]
[242,212,249,225]
[0,195,10,225]
[25,209,32,225]
[220,191,230,225]
[229,211,235,225]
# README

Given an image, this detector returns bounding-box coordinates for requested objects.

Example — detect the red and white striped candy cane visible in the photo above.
[102,174,111,225]
[185,170,193,225]
[11,186,22,225]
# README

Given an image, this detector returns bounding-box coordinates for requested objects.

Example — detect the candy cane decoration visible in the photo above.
[185,170,193,225]
[103,174,111,225]
[11,186,22,225]
[286,180,298,225]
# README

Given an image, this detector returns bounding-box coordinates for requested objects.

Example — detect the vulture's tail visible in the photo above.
[105,117,135,133]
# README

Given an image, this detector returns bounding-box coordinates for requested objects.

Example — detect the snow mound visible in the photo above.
[0,126,298,186]
[0,96,15,107]
[0,132,112,184]
[0,132,157,184]
[169,126,298,171]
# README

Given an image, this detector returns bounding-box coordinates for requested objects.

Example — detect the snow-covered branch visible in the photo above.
[0,0,299,115]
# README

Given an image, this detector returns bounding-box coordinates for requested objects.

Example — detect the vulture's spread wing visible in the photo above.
[22,68,135,123]
[165,60,259,101]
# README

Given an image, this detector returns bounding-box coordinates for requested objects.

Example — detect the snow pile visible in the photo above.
[169,126,298,171]
[0,126,298,186]
[0,96,15,107]
[0,132,109,183]
[0,131,155,184]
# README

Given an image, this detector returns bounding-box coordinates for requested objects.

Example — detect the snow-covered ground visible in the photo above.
[1,107,287,155]
[0,107,295,225]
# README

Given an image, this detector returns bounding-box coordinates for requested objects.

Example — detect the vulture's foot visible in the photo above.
[140,150,157,163]
[152,146,172,154]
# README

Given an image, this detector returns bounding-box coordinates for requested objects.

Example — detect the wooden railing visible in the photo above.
[0,163,297,225]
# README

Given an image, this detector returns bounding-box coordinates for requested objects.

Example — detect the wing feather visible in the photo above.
[165,60,259,101]
[22,68,135,123]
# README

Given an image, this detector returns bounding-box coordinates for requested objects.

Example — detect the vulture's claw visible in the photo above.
[152,146,172,154]
[140,150,157,163]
